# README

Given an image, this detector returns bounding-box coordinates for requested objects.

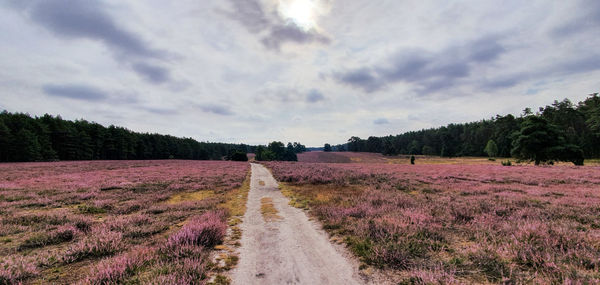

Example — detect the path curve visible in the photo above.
[232,163,364,285]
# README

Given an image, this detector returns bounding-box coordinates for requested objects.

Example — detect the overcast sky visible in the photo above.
[1,0,598,146]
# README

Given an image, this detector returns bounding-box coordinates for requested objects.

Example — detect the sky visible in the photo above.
[0,0,599,146]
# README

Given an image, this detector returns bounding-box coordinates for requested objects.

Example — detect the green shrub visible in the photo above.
[345,236,373,261]
[19,226,76,250]
[468,249,510,282]
[227,151,248,161]
[77,204,106,214]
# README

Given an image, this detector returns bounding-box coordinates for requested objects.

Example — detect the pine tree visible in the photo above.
[0,119,12,161]
[511,116,583,165]
[13,129,42,162]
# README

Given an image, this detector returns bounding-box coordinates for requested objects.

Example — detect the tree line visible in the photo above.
[255,141,306,161]
[340,94,600,163]
[0,111,257,162]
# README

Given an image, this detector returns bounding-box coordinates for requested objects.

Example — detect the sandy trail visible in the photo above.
[232,163,364,285]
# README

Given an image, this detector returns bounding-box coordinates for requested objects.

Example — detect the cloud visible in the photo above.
[225,0,270,33]
[256,84,300,103]
[14,0,170,83]
[334,68,381,93]
[467,37,506,63]
[131,63,170,84]
[335,36,506,94]
[198,104,235,116]
[43,84,108,101]
[2,1,600,146]
[480,54,600,90]
[261,23,330,51]
[28,0,163,59]
[142,107,178,115]
[258,85,327,104]
[225,0,330,50]
[480,75,522,90]
[552,1,600,38]
[111,91,140,104]
[306,89,325,103]
[373,118,389,125]
[556,54,600,75]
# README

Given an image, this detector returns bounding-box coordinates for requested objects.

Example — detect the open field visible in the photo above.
[2,156,600,284]
[0,160,250,284]
[298,151,508,164]
[298,151,600,166]
[265,161,600,283]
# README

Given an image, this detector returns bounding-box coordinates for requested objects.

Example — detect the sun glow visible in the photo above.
[278,0,319,31]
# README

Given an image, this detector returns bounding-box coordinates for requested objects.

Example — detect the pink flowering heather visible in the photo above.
[154,234,213,284]
[106,214,152,232]
[150,272,197,285]
[158,244,207,261]
[407,265,459,284]
[265,161,600,283]
[3,209,73,227]
[0,255,38,284]
[297,151,353,163]
[151,258,208,285]
[81,247,155,285]
[106,214,169,238]
[0,160,249,283]
[0,160,248,192]
[63,226,124,263]
[0,224,27,237]
[18,225,79,250]
[166,210,227,248]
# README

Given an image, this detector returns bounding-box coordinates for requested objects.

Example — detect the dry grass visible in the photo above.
[280,183,361,209]
[585,158,600,166]
[260,197,281,222]
[279,183,304,208]
[219,171,251,218]
[207,170,251,283]
[167,190,215,204]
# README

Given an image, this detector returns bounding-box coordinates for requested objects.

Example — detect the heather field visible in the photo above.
[297,151,503,164]
[0,160,250,284]
[298,151,600,166]
[264,161,600,283]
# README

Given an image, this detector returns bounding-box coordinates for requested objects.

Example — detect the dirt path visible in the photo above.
[232,163,364,285]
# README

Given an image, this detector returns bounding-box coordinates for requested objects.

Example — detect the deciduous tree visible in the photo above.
[484,140,498,158]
